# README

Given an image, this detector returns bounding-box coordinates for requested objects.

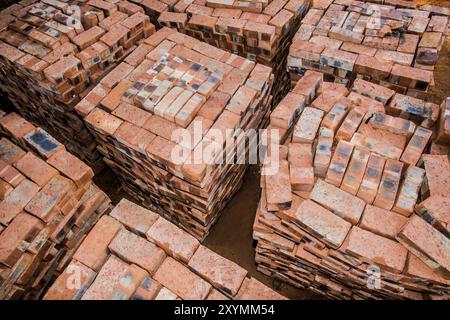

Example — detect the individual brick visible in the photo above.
[360,205,408,240]
[146,217,200,263]
[393,166,425,216]
[47,150,94,187]
[325,140,354,187]
[400,127,432,166]
[14,152,58,187]
[294,199,351,248]
[311,179,365,225]
[422,155,450,198]
[108,229,166,275]
[73,215,122,272]
[397,215,450,277]
[313,127,333,178]
[357,154,386,204]
[188,245,247,296]
[43,260,97,300]
[109,198,159,236]
[292,107,324,144]
[345,226,408,273]
[373,159,404,210]
[341,147,370,195]
[235,278,287,300]
[265,160,292,211]
[415,196,450,237]
[153,257,212,300]
[81,255,148,300]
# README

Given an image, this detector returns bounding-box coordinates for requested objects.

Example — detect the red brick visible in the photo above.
[188,245,247,296]
[154,257,212,300]
[311,179,365,225]
[47,150,94,187]
[109,229,165,275]
[81,255,148,300]
[397,215,450,277]
[344,226,408,273]
[109,199,160,236]
[73,215,122,271]
[146,217,200,263]
[14,152,58,187]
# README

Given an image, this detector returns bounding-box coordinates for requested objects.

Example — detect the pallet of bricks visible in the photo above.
[149,0,311,104]
[0,0,156,171]
[75,27,274,241]
[253,70,450,299]
[43,198,287,300]
[287,0,449,101]
[0,110,112,300]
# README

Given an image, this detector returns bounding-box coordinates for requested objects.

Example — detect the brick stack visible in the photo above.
[75,27,274,241]
[0,111,111,300]
[44,198,287,300]
[0,0,156,171]
[287,0,449,101]
[152,0,311,104]
[253,71,450,299]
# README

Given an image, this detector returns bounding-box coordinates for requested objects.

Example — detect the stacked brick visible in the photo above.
[287,0,449,100]
[75,27,274,241]
[44,198,287,300]
[0,111,111,300]
[253,71,450,299]
[152,0,311,104]
[0,0,156,171]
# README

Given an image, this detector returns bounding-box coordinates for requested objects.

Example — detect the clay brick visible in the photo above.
[14,152,58,187]
[341,147,370,195]
[393,166,425,216]
[292,107,324,144]
[154,257,212,300]
[188,245,247,296]
[73,215,122,271]
[270,93,306,129]
[265,160,292,211]
[47,150,94,187]
[109,229,165,275]
[0,212,43,267]
[314,127,333,178]
[131,277,162,300]
[373,159,403,210]
[85,108,123,136]
[422,155,450,198]
[23,128,65,159]
[415,196,450,237]
[109,199,159,236]
[325,140,354,187]
[345,226,408,273]
[81,255,148,300]
[352,79,395,105]
[0,112,35,140]
[360,205,408,240]
[291,70,323,102]
[0,138,26,165]
[397,215,450,277]
[335,107,366,141]
[146,217,200,263]
[294,199,351,248]
[235,278,287,300]
[44,260,96,300]
[311,179,365,225]
[357,154,385,204]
